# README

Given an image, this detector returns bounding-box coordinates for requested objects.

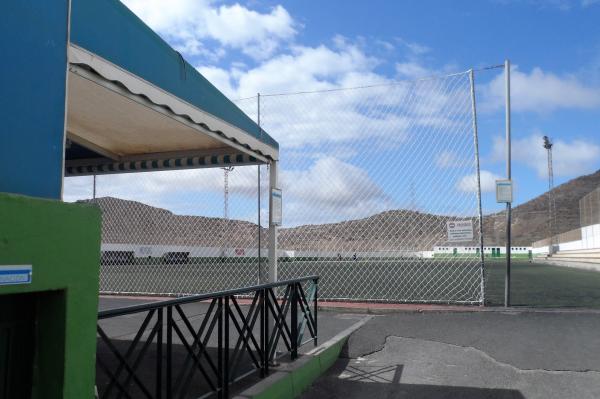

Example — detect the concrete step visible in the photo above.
[537,258,600,272]
[547,257,600,263]
[552,253,600,260]
[554,248,600,255]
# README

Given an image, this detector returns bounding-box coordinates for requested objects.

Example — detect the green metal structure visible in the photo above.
[0,194,101,398]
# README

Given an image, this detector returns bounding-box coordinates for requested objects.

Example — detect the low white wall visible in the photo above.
[558,240,584,251]
[582,224,600,249]
[533,223,600,255]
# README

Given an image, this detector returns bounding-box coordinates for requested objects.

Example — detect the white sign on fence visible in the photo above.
[447,220,474,242]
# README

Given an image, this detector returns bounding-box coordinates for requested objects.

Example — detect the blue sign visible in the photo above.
[0,265,32,286]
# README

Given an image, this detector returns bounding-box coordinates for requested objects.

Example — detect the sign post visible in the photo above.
[496,178,513,307]
[502,58,512,307]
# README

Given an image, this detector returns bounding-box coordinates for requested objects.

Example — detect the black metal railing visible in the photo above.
[96,276,319,399]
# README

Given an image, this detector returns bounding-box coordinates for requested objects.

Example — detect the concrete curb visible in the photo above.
[234,316,373,399]
[317,304,600,315]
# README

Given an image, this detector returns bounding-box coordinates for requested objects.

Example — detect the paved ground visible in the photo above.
[301,310,600,399]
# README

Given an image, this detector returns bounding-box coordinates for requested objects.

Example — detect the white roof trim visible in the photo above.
[68,44,278,161]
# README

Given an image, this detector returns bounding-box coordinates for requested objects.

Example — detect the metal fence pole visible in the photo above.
[268,161,279,283]
[264,288,270,375]
[166,306,172,399]
[258,93,262,284]
[504,59,512,308]
[313,280,318,347]
[156,308,163,399]
[291,283,298,359]
[224,296,229,398]
[469,69,486,306]
[260,288,266,377]
[217,297,223,399]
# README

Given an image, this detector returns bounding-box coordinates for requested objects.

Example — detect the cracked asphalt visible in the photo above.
[300,310,600,399]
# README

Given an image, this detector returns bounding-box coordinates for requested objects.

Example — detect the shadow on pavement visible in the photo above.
[96,338,259,399]
[301,356,526,399]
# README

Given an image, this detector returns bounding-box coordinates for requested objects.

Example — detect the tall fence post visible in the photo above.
[504,59,512,307]
[469,69,486,306]
[258,93,262,284]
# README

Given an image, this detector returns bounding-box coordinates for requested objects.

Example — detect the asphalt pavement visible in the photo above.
[301,309,600,399]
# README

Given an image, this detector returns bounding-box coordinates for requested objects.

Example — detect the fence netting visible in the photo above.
[64,70,484,303]
[64,166,267,294]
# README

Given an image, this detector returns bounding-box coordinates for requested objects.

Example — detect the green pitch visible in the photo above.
[99,258,600,308]
[484,260,600,308]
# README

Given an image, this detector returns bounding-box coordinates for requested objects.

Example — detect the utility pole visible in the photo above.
[504,59,512,307]
[543,136,556,256]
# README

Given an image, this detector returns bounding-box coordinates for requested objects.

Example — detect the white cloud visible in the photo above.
[281,157,391,225]
[492,133,600,178]
[230,43,381,97]
[395,37,431,55]
[395,62,434,80]
[457,170,502,193]
[64,167,260,212]
[63,176,94,202]
[63,158,390,227]
[121,0,296,60]
[436,150,469,168]
[481,66,600,112]
[200,41,472,149]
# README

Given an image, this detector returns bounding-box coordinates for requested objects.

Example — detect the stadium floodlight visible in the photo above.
[543,136,556,255]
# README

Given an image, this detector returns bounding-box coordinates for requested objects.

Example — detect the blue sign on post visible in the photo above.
[0,265,32,285]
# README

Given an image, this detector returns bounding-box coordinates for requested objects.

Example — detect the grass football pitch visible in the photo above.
[100,258,600,308]
[485,260,600,308]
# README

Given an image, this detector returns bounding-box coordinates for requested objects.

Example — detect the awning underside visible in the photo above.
[65,63,267,176]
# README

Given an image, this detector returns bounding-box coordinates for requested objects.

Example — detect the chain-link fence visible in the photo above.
[65,166,267,295]
[580,187,600,228]
[64,70,484,303]
[243,72,484,303]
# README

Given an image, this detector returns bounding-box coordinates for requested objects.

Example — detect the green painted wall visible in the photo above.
[0,193,101,398]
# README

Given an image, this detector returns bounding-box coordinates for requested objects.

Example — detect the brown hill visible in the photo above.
[483,169,600,245]
[83,169,600,250]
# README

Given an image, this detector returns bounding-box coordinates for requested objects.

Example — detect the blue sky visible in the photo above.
[65,0,600,225]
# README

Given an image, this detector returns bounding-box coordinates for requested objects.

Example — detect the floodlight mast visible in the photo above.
[222,166,234,257]
[543,136,556,255]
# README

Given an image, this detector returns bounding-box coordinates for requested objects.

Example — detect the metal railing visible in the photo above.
[96,276,318,399]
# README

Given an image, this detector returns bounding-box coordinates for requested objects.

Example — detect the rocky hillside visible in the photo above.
[483,169,600,245]
[82,169,600,249]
